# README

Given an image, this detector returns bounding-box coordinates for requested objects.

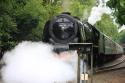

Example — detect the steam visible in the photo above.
[118,25,125,32]
[88,0,111,25]
[1,41,77,83]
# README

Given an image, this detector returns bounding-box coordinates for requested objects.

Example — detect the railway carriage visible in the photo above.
[83,22,123,66]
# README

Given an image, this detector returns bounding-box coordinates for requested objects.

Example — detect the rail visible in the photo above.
[95,55,125,73]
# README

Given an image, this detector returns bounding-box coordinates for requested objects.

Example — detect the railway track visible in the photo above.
[93,68,125,83]
[95,55,125,73]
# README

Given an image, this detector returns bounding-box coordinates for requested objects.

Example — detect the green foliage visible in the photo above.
[0,0,62,52]
[69,0,95,19]
[95,14,118,41]
[15,14,39,41]
[0,14,17,50]
[69,1,84,18]
[118,30,125,43]
[107,0,125,25]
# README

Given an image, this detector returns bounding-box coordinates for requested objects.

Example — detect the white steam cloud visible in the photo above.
[88,0,111,25]
[118,25,125,32]
[1,41,77,83]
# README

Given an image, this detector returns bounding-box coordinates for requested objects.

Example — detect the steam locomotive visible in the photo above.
[42,13,123,66]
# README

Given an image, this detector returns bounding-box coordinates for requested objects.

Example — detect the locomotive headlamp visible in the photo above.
[49,14,78,44]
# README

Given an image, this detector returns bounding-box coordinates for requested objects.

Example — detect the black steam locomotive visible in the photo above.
[42,13,123,66]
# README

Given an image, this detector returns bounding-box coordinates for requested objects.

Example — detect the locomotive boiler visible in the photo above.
[42,13,123,67]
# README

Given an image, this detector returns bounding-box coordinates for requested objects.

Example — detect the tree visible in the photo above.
[95,14,118,41]
[69,0,96,19]
[0,0,62,57]
[118,30,125,44]
[107,0,125,25]
[0,0,18,51]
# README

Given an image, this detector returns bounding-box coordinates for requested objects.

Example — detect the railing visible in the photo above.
[69,43,93,83]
